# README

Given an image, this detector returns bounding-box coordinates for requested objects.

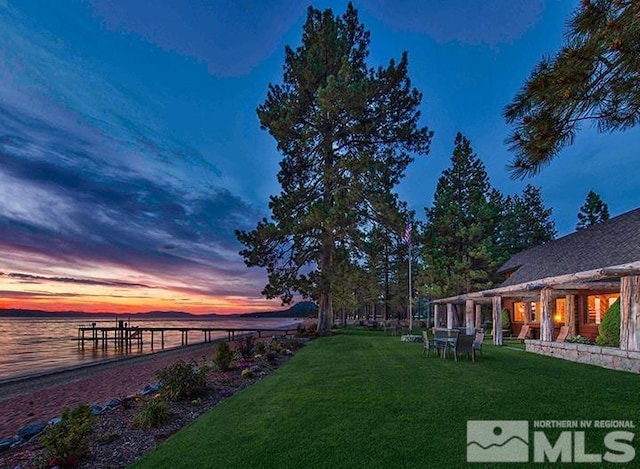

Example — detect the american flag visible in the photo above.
[403,222,412,246]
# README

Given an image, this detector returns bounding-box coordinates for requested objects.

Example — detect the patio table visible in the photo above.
[434,330,459,359]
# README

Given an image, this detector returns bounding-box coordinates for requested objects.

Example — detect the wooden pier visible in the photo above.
[77,323,298,351]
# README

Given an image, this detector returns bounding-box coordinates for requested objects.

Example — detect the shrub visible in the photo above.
[156,359,208,401]
[236,335,256,359]
[255,341,266,355]
[596,298,620,347]
[279,336,302,351]
[566,335,592,344]
[265,351,278,365]
[501,308,511,331]
[40,403,96,469]
[213,341,234,372]
[132,396,172,429]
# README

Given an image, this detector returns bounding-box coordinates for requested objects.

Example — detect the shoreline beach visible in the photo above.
[0,333,278,440]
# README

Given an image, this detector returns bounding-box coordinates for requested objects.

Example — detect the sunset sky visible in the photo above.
[1,0,639,314]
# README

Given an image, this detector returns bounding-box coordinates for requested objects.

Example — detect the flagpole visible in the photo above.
[408,243,413,333]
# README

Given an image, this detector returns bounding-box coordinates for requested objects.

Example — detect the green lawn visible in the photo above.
[132,329,639,469]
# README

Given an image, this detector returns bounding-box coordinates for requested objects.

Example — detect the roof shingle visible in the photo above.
[498,207,640,287]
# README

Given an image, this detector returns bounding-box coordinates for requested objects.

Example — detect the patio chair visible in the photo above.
[555,326,569,343]
[450,334,475,362]
[516,324,530,342]
[433,328,449,357]
[422,331,432,357]
[473,331,484,358]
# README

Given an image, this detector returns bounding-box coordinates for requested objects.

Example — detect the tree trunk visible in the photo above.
[540,287,554,342]
[565,294,577,337]
[492,296,503,345]
[620,275,640,351]
[317,228,335,333]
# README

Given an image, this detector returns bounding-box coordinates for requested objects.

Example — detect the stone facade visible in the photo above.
[525,340,640,374]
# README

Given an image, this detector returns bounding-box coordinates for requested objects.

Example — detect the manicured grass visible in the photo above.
[132,329,639,469]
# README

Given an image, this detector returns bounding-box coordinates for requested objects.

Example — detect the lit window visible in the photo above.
[554,298,565,323]
[513,301,539,323]
[586,294,620,324]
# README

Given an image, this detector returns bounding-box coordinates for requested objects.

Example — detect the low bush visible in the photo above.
[265,351,278,365]
[596,298,620,347]
[40,403,96,469]
[566,335,592,344]
[236,335,256,359]
[132,396,172,429]
[213,341,234,372]
[156,360,208,401]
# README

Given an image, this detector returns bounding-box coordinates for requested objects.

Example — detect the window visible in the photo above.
[513,301,539,323]
[513,302,526,322]
[586,293,620,324]
[554,298,565,324]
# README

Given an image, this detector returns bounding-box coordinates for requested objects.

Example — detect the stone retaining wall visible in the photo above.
[525,340,640,373]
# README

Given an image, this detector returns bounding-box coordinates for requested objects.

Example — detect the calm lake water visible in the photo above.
[0,316,301,381]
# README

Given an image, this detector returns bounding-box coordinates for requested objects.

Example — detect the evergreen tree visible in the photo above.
[421,133,496,298]
[500,184,557,260]
[577,190,610,230]
[236,4,431,332]
[504,0,640,178]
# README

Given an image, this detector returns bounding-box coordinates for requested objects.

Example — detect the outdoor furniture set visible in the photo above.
[422,328,484,362]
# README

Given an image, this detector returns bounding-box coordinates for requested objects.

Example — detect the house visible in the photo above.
[431,207,640,372]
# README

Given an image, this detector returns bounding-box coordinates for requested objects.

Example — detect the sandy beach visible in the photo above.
[0,340,227,439]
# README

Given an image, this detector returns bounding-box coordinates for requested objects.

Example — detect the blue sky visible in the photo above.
[1,0,639,313]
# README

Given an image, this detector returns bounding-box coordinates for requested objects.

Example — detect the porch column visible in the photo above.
[492,296,503,345]
[465,300,474,334]
[620,275,640,352]
[523,301,531,325]
[433,304,441,328]
[475,304,482,331]
[446,303,454,329]
[540,287,554,342]
[565,294,577,337]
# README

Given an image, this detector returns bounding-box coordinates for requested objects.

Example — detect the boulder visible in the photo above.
[0,437,19,452]
[17,422,47,440]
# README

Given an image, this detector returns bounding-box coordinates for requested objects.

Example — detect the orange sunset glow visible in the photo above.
[0,263,282,315]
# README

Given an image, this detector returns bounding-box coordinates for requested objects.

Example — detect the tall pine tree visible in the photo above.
[236,4,431,332]
[504,0,640,177]
[421,133,496,298]
[576,190,610,229]
[500,184,557,259]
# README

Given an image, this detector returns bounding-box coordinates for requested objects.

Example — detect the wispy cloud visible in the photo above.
[363,0,545,46]
[4,273,153,289]
[86,0,307,77]
[0,2,277,312]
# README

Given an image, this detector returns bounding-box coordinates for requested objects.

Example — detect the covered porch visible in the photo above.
[432,262,640,373]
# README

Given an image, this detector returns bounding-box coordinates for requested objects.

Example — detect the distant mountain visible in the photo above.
[0,309,95,318]
[0,305,315,319]
[241,301,317,318]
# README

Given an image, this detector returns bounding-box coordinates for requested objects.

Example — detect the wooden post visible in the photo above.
[434,304,442,328]
[492,296,502,345]
[565,294,577,337]
[523,301,531,325]
[446,303,454,329]
[620,276,640,351]
[540,287,554,342]
[465,300,474,334]
[475,304,482,331]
